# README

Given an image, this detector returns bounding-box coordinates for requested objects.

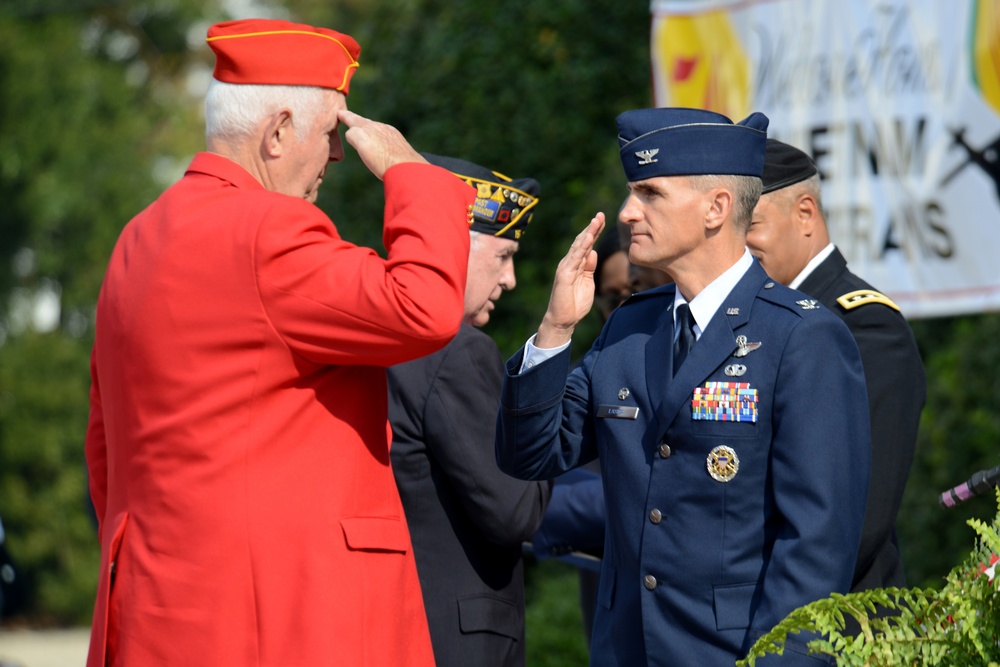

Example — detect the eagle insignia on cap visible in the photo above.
[635,149,660,165]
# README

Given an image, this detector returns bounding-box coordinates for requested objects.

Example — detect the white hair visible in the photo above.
[204,79,327,142]
[469,229,482,251]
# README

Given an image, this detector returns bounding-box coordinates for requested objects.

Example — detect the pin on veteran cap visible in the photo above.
[422,153,540,240]
[207,19,361,94]
[617,108,769,182]
[761,138,819,194]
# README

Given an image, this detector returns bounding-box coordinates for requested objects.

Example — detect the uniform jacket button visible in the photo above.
[649,508,663,524]
[659,443,671,458]
[643,574,658,590]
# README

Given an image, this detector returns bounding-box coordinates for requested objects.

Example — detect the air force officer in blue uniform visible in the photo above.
[495,108,871,666]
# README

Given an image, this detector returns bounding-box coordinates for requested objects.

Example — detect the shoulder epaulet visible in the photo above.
[836,289,900,312]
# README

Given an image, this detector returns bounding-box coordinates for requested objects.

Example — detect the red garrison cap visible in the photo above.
[206,19,361,94]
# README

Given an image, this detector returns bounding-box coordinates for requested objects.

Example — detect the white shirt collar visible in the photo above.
[788,243,836,289]
[673,249,754,340]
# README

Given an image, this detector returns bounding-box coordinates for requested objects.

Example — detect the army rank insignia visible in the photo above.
[692,382,758,422]
[707,445,740,482]
[836,289,901,312]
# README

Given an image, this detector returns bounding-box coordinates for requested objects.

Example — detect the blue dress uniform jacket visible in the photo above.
[496,260,871,666]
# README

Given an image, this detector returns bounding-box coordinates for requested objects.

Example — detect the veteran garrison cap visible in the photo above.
[207,19,361,94]
[617,108,769,182]
[761,138,819,194]
[422,153,540,241]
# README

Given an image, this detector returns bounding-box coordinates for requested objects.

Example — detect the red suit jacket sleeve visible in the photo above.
[256,162,472,367]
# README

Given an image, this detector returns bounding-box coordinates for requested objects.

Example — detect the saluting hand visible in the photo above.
[337,110,426,180]
[535,213,606,349]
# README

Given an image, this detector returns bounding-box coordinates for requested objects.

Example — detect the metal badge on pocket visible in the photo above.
[707,445,740,482]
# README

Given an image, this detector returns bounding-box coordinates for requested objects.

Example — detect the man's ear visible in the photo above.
[704,188,732,231]
[796,193,821,236]
[263,109,294,158]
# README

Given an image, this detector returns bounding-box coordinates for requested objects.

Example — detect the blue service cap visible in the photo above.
[617,108,769,182]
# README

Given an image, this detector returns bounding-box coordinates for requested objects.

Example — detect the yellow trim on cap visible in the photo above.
[335,63,360,92]
[493,199,539,237]
[455,174,540,236]
[207,30,357,62]
[836,289,901,312]
[207,29,359,91]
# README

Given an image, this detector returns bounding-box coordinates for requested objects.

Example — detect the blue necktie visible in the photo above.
[673,303,696,375]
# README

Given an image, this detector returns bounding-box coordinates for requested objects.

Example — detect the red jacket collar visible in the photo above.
[185,152,265,191]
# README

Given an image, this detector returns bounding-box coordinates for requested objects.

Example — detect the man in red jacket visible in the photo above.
[84,18,474,667]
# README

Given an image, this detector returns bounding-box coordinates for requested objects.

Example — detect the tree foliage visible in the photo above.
[902,315,1000,589]
[294,0,654,356]
[0,0,218,623]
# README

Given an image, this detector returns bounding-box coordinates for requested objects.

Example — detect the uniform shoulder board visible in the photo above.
[836,289,901,312]
[757,280,818,316]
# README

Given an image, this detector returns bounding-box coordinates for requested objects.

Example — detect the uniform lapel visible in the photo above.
[798,248,846,300]
[644,288,677,413]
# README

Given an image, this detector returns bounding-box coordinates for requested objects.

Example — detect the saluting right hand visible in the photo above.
[535,213,607,349]
[337,110,426,180]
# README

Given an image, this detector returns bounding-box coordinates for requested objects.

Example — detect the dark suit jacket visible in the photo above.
[799,248,926,591]
[496,260,871,666]
[389,324,552,667]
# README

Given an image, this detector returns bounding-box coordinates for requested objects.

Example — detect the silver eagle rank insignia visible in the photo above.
[635,149,660,165]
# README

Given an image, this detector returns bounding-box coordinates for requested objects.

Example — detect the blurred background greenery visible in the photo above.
[0,1,997,664]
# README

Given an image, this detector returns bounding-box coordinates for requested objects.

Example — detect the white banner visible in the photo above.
[651,0,1000,318]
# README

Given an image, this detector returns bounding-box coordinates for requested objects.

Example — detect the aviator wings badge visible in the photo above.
[732,335,762,358]
[635,149,660,165]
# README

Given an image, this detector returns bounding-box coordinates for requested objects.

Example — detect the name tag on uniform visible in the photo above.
[597,404,639,420]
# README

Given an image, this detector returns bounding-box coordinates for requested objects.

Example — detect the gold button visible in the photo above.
[659,443,671,458]
[643,575,657,590]
[649,508,662,524]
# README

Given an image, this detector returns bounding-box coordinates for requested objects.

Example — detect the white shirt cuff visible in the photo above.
[519,333,571,373]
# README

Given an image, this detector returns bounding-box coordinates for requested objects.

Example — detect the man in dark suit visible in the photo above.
[388,154,552,667]
[495,108,871,665]
[747,138,926,592]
